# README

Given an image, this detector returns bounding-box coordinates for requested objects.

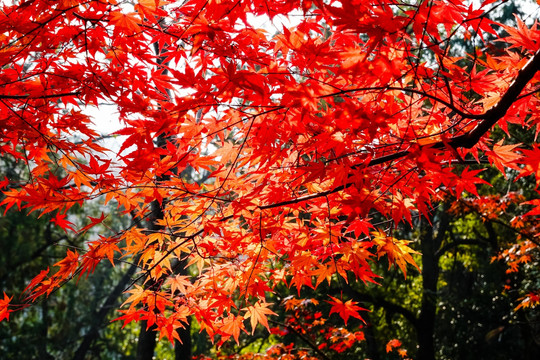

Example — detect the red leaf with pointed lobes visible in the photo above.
[51,213,77,233]
[114,309,145,329]
[53,250,80,280]
[0,293,13,322]
[485,140,522,175]
[522,198,540,217]
[327,295,367,325]
[110,11,141,36]
[0,177,9,189]
[501,16,540,52]
[23,268,50,296]
[517,146,540,186]
[346,218,373,238]
[78,213,107,234]
[450,167,490,197]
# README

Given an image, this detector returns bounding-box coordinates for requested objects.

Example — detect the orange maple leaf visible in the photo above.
[486,140,522,174]
[515,291,540,310]
[165,275,193,295]
[110,12,141,35]
[121,285,150,309]
[243,301,277,334]
[219,314,246,344]
[386,338,402,353]
[53,250,80,279]
[371,231,420,277]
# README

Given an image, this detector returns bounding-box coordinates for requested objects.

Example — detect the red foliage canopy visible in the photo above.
[1,0,540,342]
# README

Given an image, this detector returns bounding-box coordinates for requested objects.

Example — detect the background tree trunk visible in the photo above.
[175,318,192,360]
[73,261,139,360]
[416,210,447,360]
[137,321,157,360]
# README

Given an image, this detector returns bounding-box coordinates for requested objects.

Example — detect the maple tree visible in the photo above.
[1,0,540,357]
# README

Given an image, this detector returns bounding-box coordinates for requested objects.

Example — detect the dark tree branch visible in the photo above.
[319,86,482,120]
[260,49,540,210]
[453,195,540,247]
[0,92,81,100]
[435,239,490,259]
[450,49,540,148]
[342,285,419,329]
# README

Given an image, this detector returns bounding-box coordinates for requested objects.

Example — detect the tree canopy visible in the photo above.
[1,0,539,356]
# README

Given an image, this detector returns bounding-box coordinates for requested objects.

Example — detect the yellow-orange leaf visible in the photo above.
[219,314,246,344]
[371,231,420,277]
[243,301,276,334]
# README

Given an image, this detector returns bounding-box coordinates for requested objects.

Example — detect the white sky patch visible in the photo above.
[472,0,539,25]
[515,0,540,25]
[246,10,304,34]
[83,103,125,155]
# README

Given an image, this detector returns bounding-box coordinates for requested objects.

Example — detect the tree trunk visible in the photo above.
[137,321,157,360]
[136,184,165,360]
[137,27,194,360]
[417,233,438,360]
[362,311,381,360]
[416,210,447,360]
[174,317,192,360]
[38,299,54,360]
[73,261,139,360]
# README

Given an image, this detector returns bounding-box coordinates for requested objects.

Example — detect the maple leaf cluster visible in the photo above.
[1,0,540,344]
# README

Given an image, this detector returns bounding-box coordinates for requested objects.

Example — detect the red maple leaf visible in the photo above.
[327,296,367,325]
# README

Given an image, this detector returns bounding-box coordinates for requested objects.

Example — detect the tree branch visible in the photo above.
[435,239,490,259]
[0,92,81,100]
[342,285,419,329]
[450,49,540,148]
[261,49,540,210]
